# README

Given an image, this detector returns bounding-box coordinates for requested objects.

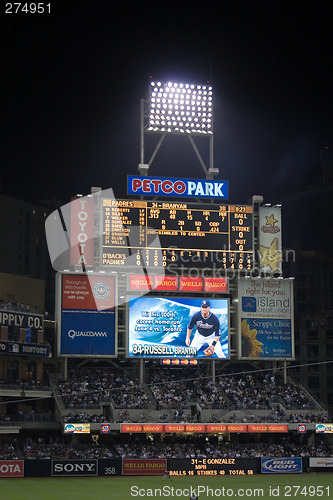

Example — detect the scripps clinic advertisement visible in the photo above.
[238,278,294,359]
[127,296,229,359]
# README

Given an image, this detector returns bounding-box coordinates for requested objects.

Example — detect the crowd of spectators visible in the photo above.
[223,411,330,423]
[53,365,326,424]
[217,371,318,410]
[0,366,327,426]
[0,365,331,462]
[113,436,332,459]
[63,413,107,424]
[0,441,19,459]
[0,411,55,424]
[0,378,51,391]
[58,366,150,409]
[0,435,331,460]
[149,368,227,409]
[0,301,38,312]
[22,438,114,459]
[115,409,200,423]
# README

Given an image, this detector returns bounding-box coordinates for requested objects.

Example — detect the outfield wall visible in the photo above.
[3,457,332,477]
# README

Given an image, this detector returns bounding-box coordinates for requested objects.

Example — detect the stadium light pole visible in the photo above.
[139,81,218,179]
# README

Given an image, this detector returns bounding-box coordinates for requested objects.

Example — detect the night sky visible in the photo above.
[1,1,332,248]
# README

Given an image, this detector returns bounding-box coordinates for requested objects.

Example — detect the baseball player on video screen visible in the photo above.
[185,300,226,358]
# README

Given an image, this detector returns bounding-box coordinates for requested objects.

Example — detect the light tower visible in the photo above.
[139,81,218,179]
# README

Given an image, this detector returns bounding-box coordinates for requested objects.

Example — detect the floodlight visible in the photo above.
[207,167,219,179]
[252,195,264,204]
[138,163,149,175]
[147,81,213,136]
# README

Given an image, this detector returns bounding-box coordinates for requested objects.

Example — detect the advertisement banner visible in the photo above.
[118,423,290,434]
[164,424,185,433]
[185,424,206,433]
[142,424,164,433]
[309,457,333,468]
[268,424,288,433]
[259,206,282,273]
[248,424,268,432]
[206,424,227,433]
[0,340,50,357]
[122,459,166,476]
[100,424,111,434]
[179,277,203,292]
[121,424,143,433]
[227,424,248,433]
[128,276,227,292]
[238,278,294,359]
[129,275,153,291]
[59,274,117,357]
[128,296,229,359]
[52,460,98,476]
[64,423,90,434]
[204,277,228,293]
[315,423,333,433]
[70,196,95,267]
[154,275,178,291]
[0,310,43,330]
[261,457,302,473]
[127,175,228,199]
[0,460,24,477]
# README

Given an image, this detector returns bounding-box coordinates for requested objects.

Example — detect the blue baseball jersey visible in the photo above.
[188,311,220,337]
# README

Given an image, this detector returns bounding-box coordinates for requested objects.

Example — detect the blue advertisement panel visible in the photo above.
[128,296,229,359]
[127,175,228,199]
[238,278,294,359]
[59,274,116,357]
[261,457,302,473]
[0,340,50,357]
[60,309,116,356]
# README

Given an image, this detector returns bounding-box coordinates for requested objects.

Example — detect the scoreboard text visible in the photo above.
[101,200,253,270]
[170,458,259,476]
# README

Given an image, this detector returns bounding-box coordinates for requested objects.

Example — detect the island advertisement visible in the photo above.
[238,278,294,359]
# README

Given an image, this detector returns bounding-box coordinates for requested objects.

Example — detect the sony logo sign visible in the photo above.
[52,460,97,476]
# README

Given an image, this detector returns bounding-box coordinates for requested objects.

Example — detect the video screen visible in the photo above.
[128,296,229,359]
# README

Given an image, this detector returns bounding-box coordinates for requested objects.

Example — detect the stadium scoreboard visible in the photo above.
[101,199,253,269]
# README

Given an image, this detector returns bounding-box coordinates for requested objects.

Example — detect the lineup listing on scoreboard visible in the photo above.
[101,199,253,269]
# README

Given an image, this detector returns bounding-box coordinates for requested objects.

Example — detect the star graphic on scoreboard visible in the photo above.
[265,214,278,227]
[260,237,282,271]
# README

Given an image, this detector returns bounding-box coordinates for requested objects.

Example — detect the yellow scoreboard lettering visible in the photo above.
[101,200,254,269]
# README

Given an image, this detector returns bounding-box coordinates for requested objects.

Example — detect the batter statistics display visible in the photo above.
[101,200,253,269]
[170,458,259,476]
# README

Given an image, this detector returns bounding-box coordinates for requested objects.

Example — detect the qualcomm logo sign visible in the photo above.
[67,330,108,340]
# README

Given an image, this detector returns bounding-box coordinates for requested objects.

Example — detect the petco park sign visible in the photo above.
[128,175,228,199]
